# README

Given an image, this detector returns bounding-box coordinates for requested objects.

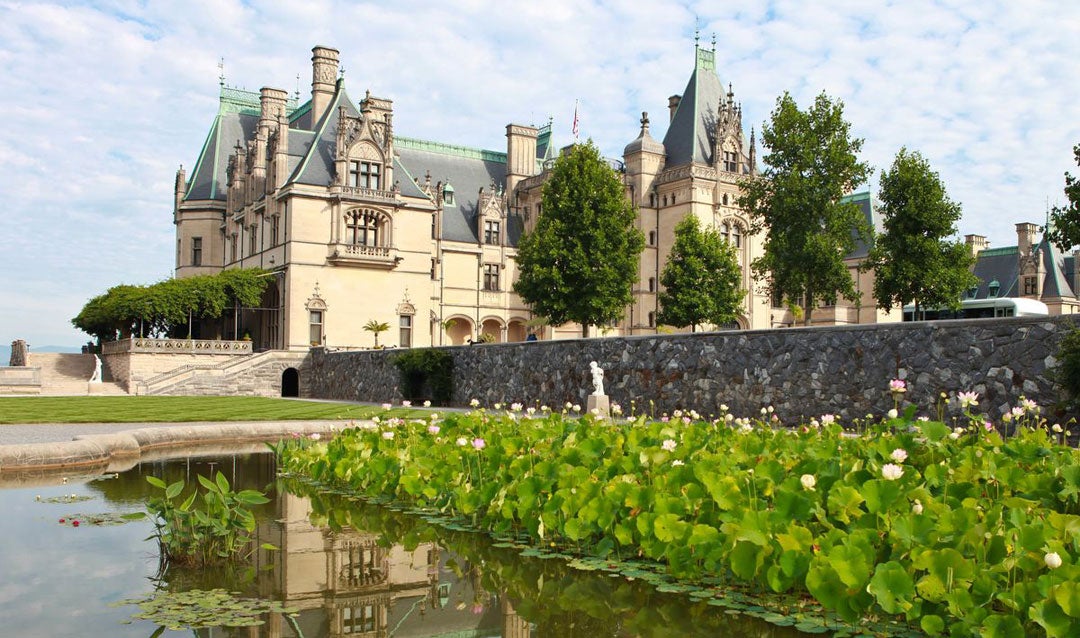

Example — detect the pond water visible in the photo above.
[0,451,828,637]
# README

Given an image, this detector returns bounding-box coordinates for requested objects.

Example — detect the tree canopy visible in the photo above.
[513,141,645,335]
[863,148,977,315]
[739,92,872,325]
[72,268,272,342]
[1046,144,1080,251]
[657,215,745,331]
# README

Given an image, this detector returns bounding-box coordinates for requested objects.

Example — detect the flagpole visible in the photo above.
[572,99,579,142]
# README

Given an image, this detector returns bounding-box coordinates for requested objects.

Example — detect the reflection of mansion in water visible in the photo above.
[252,492,530,637]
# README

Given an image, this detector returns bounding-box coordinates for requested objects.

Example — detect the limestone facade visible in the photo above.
[174,44,892,351]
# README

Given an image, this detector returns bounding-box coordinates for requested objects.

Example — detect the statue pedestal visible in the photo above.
[587,394,610,418]
[87,382,103,395]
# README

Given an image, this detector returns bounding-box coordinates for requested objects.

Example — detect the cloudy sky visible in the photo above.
[1,0,1078,347]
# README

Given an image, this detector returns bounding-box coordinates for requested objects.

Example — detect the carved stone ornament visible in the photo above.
[306,283,327,311]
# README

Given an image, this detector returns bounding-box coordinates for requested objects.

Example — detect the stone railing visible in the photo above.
[0,366,40,386]
[101,338,253,355]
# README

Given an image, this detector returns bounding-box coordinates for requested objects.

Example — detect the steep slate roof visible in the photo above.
[662,46,754,169]
[184,87,298,202]
[396,140,509,244]
[184,79,531,246]
[970,235,1076,300]
[840,191,881,260]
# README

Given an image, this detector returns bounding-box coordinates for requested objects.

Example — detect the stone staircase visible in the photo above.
[138,350,310,396]
[27,353,128,396]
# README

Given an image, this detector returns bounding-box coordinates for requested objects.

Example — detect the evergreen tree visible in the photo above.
[739,92,871,325]
[1046,144,1080,251]
[863,148,977,316]
[513,141,645,336]
[657,215,745,331]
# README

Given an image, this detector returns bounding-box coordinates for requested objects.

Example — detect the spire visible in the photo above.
[749,127,757,176]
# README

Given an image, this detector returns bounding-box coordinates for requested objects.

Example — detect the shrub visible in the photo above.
[1053,327,1080,412]
[391,348,453,404]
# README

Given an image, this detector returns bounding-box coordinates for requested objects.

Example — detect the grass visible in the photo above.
[0,396,421,424]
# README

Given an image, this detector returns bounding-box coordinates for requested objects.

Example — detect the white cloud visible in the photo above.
[2,0,1078,345]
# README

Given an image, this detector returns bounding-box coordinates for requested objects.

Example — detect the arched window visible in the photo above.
[731,224,742,248]
[720,222,730,242]
[345,209,384,247]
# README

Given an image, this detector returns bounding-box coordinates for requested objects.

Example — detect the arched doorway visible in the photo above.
[507,319,527,342]
[480,318,503,343]
[445,317,473,345]
[281,368,299,397]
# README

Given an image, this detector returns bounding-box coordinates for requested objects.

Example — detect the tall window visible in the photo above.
[648,311,655,327]
[399,315,413,348]
[484,220,500,244]
[191,237,202,266]
[723,150,738,172]
[345,210,380,246]
[248,225,258,255]
[230,233,237,262]
[270,215,279,246]
[648,231,657,246]
[648,277,656,292]
[309,310,323,345]
[483,263,500,291]
[1024,276,1038,296]
[731,224,741,248]
[348,160,381,189]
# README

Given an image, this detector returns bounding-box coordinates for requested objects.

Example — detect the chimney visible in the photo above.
[260,87,289,129]
[668,95,681,123]
[505,124,539,195]
[174,165,186,221]
[964,234,988,258]
[310,46,340,126]
[1016,222,1038,257]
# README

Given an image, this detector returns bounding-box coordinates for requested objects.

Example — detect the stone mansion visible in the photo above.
[173,44,897,351]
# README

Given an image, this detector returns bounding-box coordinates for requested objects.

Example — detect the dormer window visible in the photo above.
[443,183,455,206]
[723,150,738,172]
[965,286,979,299]
[988,280,1001,298]
[484,220,501,245]
[349,160,381,189]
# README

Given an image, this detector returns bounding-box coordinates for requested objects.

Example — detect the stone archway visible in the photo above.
[281,368,300,397]
[445,317,473,345]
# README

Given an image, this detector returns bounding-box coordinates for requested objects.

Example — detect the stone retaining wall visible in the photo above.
[307,315,1080,421]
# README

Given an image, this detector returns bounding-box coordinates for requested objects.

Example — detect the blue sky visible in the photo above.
[1,0,1078,347]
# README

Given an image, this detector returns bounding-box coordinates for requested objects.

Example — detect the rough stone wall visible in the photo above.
[306,316,1079,421]
[103,352,242,391]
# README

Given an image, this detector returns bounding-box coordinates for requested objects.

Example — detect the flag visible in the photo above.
[572,100,579,140]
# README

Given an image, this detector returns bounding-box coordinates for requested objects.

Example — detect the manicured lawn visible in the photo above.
[0,396,413,424]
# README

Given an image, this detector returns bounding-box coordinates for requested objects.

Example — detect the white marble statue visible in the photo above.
[89,354,102,383]
[589,361,604,396]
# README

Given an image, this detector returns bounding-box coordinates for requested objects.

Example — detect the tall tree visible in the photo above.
[863,148,977,316]
[513,141,645,336]
[657,215,745,331]
[739,92,872,325]
[1046,144,1080,251]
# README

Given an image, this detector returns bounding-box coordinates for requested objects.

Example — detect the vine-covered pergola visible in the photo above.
[72,269,272,343]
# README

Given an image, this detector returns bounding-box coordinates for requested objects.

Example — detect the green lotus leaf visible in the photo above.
[868,561,914,614]
[1031,598,1077,637]
[653,513,689,543]
[920,614,946,635]
[1054,580,1080,618]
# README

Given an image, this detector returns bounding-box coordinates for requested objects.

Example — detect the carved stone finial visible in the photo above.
[640,111,650,132]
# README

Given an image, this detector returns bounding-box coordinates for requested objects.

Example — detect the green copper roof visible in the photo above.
[217,86,299,117]
[396,136,507,163]
[979,246,1019,257]
[840,190,871,204]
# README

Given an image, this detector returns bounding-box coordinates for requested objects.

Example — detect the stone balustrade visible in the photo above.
[101,338,253,355]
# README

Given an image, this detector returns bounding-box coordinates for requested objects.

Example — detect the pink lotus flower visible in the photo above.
[957,391,979,409]
[472,438,486,450]
[889,379,907,393]
[428,424,440,435]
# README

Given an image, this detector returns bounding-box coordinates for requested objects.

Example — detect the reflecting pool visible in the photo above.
[0,451,830,637]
